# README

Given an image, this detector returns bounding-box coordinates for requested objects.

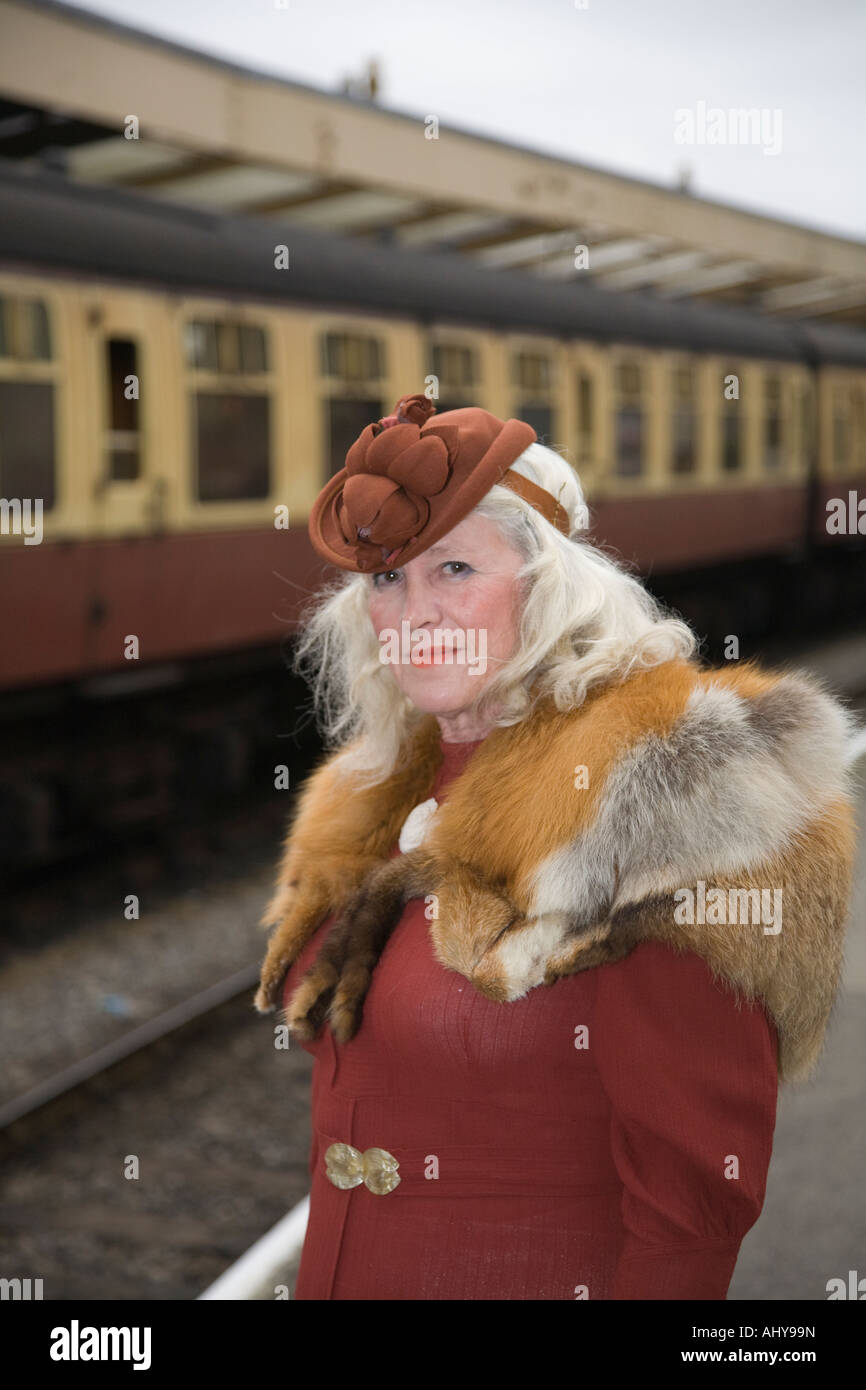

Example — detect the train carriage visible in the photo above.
[1,159,864,864]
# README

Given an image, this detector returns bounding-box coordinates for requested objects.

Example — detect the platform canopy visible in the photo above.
[1,0,865,327]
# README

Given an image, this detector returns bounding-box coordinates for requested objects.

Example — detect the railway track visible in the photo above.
[0,963,261,1132]
[0,979,314,1301]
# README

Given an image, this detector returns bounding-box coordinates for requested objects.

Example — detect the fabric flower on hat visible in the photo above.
[308,391,540,572]
[336,394,461,567]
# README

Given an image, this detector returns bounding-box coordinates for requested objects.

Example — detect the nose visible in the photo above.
[402,568,444,634]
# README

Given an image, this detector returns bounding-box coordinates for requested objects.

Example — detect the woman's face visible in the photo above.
[366,513,526,722]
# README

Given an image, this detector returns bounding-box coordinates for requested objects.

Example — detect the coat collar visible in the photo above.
[259,658,858,1082]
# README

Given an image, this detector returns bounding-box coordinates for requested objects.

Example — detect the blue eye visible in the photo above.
[372,561,471,587]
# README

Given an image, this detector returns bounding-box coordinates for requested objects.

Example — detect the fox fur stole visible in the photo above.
[256,657,859,1083]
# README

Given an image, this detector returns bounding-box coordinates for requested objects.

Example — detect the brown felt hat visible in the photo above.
[308,393,571,572]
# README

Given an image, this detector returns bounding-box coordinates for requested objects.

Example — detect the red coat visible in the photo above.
[282,738,778,1300]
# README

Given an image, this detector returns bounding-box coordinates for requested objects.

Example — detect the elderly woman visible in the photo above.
[256,393,856,1301]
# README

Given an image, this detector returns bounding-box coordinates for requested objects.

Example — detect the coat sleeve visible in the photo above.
[592,940,778,1300]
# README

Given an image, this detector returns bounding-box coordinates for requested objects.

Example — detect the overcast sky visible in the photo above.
[68,0,865,241]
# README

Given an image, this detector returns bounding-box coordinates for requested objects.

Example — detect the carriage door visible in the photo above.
[88,293,164,537]
[83,291,174,676]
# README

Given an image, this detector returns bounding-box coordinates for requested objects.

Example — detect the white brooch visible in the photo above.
[398,797,439,853]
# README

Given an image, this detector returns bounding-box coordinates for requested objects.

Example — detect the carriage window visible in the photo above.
[431,343,477,392]
[105,338,140,482]
[239,325,267,374]
[216,324,239,374]
[721,366,742,472]
[185,320,269,375]
[0,295,56,509]
[0,296,52,361]
[513,351,552,394]
[672,364,696,474]
[192,393,270,501]
[322,333,384,381]
[428,341,478,413]
[615,361,643,477]
[325,397,382,479]
[576,372,594,463]
[0,380,56,508]
[186,321,218,371]
[721,415,741,472]
[616,407,643,477]
[514,351,555,441]
[186,318,271,501]
[799,381,814,467]
[617,363,641,396]
[27,301,51,361]
[764,376,783,471]
[833,390,850,471]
